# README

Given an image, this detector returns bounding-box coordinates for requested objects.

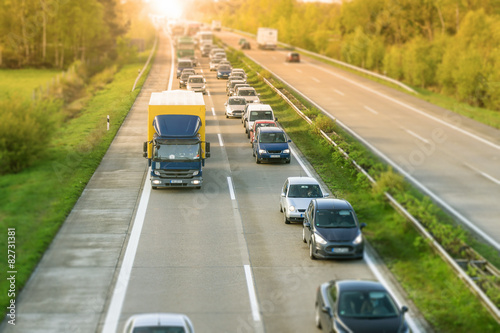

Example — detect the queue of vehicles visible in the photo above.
[132,25,410,333]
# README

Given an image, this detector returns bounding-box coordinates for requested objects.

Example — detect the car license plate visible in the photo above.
[270,154,280,158]
[333,248,348,253]
[170,180,182,184]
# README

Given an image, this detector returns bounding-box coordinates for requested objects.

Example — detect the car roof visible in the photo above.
[238,87,256,91]
[228,96,245,100]
[188,75,203,79]
[313,198,352,210]
[336,280,387,292]
[128,313,189,327]
[286,176,320,185]
[258,127,283,134]
[247,104,272,111]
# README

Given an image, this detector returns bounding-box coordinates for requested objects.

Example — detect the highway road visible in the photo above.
[215,31,500,250]
[2,31,426,333]
[103,32,424,332]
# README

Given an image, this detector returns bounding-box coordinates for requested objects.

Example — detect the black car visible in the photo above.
[303,198,366,260]
[315,280,410,333]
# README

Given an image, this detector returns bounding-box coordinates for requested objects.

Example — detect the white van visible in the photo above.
[243,104,276,138]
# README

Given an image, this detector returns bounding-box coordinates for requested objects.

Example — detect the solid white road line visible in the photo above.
[244,264,262,322]
[364,106,378,114]
[212,107,216,116]
[404,128,430,144]
[218,133,224,147]
[102,169,152,333]
[227,176,236,200]
[296,69,303,73]
[311,77,320,83]
[290,148,312,177]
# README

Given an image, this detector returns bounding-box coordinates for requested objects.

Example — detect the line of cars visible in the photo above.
[215,43,411,332]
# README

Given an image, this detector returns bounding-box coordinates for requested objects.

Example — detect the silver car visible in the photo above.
[236,87,260,104]
[186,75,206,94]
[280,177,328,224]
[123,313,194,333]
[225,96,247,118]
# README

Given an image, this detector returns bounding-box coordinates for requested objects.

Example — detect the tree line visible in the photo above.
[0,0,154,69]
[193,0,500,111]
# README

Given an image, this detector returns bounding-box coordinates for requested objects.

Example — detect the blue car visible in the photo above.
[253,127,291,164]
[217,65,232,79]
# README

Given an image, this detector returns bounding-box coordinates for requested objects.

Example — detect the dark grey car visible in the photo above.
[315,280,409,333]
[303,198,366,260]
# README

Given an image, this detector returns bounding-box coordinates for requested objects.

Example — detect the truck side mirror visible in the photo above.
[205,142,211,158]
[143,142,148,158]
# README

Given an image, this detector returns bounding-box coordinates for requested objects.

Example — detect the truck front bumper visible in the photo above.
[150,176,202,188]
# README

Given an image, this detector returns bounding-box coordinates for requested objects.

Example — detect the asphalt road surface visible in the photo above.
[216,30,500,250]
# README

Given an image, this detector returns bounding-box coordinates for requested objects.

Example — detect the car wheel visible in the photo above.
[309,239,317,260]
[283,212,290,224]
[302,227,307,243]
[256,155,261,164]
[315,303,322,329]
[286,158,291,164]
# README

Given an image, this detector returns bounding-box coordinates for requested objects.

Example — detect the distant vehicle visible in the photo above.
[176,59,194,78]
[236,87,260,104]
[233,83,251,97]
[231,68,247,81]
[250,119,277,145]
[198,30,213,46]
[225,96,247,118]
[303,198,366,260]
[286,52,300,63]
[187,75,206,94]
[123,313,195,333]
[280,177,328,224]
[315,280,409,333]
[226,79,245,96]
[238,38,247,45]
[209,48,225,59]
[253,127,291,164]
[209,58,223,71]
[176,36,195,62]
[219,60,231,68]
[257,27,278,50]
[217,65,232,79]
[179,72,192,88]
[201,43,211,57]
[212,20,221,31]
[243,103,275,137]
[241,41,251,50]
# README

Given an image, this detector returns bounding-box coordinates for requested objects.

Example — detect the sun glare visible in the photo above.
[149,0,184,19]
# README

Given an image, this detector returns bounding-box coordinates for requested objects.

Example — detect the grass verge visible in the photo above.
[0,68,62,100]
[0,50,153,314]
[228,49,499,332]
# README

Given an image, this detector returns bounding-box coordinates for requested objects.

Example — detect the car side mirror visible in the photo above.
[304,222,311,229]
[281,192,285,197]
[287,139,291,143]
[360,223,367,229]
[401,306,408,313]
[323,193,330,198]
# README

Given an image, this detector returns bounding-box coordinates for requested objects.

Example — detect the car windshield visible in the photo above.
[212,58,221,64]
[287,185,322,198]
[178,62,192,68]
[132,327,185,333]
[338,290,399,319]
[154,144,200,161]
[189,77,203,83]
[315,209,356,228]
[259,132,286,143]
[250,111,273,121]
[229,98,246,105]
[219,66,231,71]
[240,90,256,96]
[181,74,190,80]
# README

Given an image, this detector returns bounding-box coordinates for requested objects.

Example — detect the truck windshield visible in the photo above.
[154,144,200,161]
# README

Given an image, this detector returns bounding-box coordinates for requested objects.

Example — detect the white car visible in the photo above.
[225,96,247,118]
[186,75,206,94]
[280,177,328,224]
[123,313,194,333]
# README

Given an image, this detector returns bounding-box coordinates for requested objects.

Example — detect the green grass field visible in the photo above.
[0,68,61,100]
[0,52,152,314]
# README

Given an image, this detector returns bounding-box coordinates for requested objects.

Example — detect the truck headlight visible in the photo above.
[288,205,295,212]
[258,149,266,154]
[283,149,290,154]
[353,233,363,245]
[154,170,160,176]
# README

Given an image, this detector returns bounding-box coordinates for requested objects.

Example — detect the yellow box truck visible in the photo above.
[143,90,210,189]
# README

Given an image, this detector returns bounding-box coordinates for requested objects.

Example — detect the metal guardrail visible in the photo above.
[228,28,419,94]
[237,56,500,323]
